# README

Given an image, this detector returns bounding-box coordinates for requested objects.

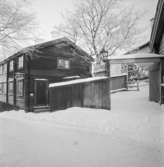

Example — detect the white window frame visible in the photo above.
[57,58,70,69]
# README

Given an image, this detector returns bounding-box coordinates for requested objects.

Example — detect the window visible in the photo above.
[0,83,2,94]
[0,65,2,75]
[8,80,13,95]
[18,56,24,69]
[2,82,6,94]
[57,58,70,69]
[2,64,7,74]
[9,60,14,71]
[16,79,24,96]
[0,64,7,75]
[0,82,7,94]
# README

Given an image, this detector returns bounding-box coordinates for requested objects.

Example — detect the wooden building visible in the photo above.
[149,0,164,103]
[0,37,92,111]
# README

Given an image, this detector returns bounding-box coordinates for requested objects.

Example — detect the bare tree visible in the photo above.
[0,0,37,52]
[52,0,143,62]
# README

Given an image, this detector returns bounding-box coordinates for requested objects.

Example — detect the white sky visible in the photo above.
[31,0,158,40]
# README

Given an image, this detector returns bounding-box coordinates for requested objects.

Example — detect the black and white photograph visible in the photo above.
[0,0,163,166]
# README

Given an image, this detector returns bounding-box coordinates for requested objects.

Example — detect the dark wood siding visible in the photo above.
[49,84,83,110]
[49,78,110,111]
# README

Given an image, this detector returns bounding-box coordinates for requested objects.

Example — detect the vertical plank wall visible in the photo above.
[49,78,110,111]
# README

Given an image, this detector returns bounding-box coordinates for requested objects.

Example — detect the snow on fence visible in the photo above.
[49,76,110,111]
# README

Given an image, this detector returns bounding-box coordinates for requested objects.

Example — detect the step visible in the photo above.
[33,106,51,112]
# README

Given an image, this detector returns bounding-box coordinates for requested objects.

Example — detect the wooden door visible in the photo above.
[34,79,48,106]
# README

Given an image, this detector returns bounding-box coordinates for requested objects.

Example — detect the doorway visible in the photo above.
[34,79,48,106]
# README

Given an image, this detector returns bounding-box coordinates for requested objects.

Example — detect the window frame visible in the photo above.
[57,58,70,69]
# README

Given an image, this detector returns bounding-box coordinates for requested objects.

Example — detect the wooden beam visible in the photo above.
[111,58,160,64]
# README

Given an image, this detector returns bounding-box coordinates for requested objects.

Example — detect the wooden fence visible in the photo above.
[110,74,128,92]
[49,77,110,111]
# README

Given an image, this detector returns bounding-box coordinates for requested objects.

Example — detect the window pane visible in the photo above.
[3,64,7,74]
[8,81,13,95]
[0,83,2,94]
[18,56,23,69]
[16,80,24,96]
[1,82,7,94]
[9,61,14,71]
[3,83,6,94]
[0,65,2,75]
[65,60,70,69]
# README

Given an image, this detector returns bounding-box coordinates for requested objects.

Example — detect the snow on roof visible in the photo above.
[109,53,164,64]
[49,76,108,88]
[0,37,92,64]
[111,53,164,60]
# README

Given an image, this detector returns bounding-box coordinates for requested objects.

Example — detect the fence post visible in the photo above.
[104,59,111,110]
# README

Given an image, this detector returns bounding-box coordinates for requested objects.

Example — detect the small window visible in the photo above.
[57,58,70,69]
[18,56,24,69]
[16,79,24,96]
[9,60,14,72]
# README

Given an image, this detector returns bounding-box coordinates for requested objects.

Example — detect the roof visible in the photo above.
[150,0,164,52]
[49,76,108,88]
[125,42,150,55]
[110,53,164,64]
[0,37,93,64]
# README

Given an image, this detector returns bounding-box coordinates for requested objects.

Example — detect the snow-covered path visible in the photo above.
[0,86,164,167]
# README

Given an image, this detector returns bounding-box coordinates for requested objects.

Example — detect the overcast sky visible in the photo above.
[31,0,158,40]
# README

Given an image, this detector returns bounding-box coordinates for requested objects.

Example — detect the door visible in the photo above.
[34,79,48,106]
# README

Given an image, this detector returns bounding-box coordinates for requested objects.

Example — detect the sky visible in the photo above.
[0,0,159,59]
[31,0,159,41]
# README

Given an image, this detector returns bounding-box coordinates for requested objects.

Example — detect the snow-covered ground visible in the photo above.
[0,85,164,167]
